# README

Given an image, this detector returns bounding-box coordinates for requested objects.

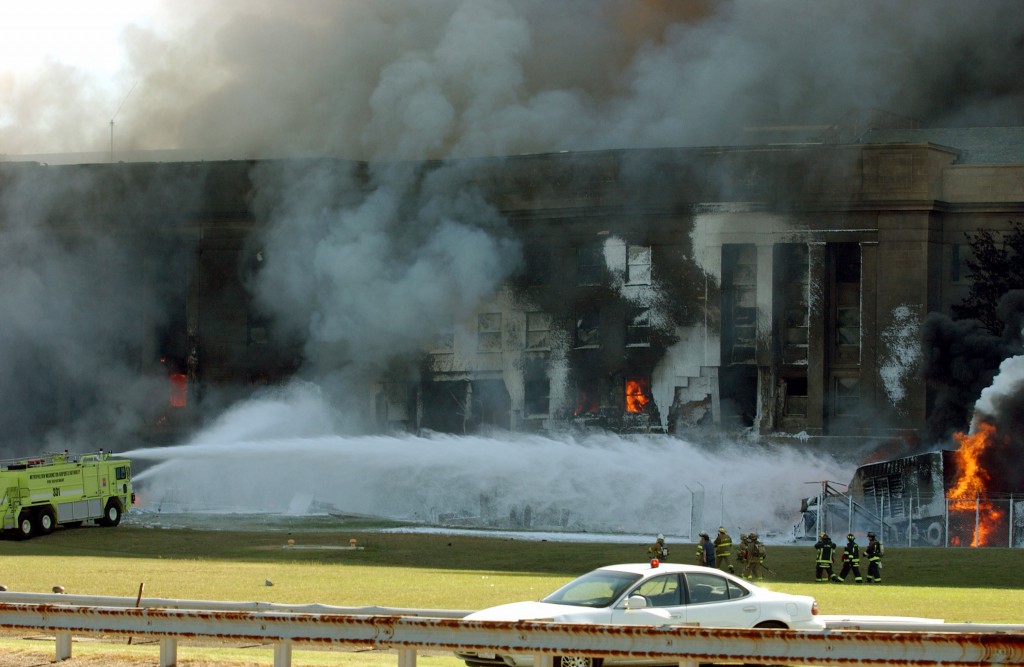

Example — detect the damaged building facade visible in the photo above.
[2,125,1023,451]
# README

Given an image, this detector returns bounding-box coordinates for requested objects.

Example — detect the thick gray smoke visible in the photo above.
[248,160,520,422]
[3,0,1023,160]
[0,164,204,453]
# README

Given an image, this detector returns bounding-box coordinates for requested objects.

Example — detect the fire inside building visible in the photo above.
[2,118,1023,545]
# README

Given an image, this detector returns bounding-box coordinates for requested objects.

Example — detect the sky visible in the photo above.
[0,1,158,78]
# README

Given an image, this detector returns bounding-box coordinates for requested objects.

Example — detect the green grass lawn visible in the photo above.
[0,523,1020,665]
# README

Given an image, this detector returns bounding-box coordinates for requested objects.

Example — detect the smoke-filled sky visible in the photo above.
[3,0,1023,162]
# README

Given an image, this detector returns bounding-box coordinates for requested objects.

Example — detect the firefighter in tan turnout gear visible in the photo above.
[647,533,669,562]
[714,526,735,573]
[743,532,766,580]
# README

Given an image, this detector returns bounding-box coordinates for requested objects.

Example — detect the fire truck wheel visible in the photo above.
[99,499,122,527]
[16,512,34,540]
[38,507,56,534]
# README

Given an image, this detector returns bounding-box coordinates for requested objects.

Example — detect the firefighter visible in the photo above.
[698,531,716,568]
[647,533,669,562]
[814,531,841,582]
[714,526,735,573]
[745,532,766,580]
[736,534,749,574]
[838,533,863,583]
[865,531,884,583]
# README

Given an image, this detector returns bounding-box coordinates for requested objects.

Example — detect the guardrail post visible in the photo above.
[158,637,177,666]
[274,639,292,667]
[397,647,416,666]
[55,631,71,660]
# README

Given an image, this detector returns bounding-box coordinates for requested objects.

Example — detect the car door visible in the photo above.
[610,573,686,625]
[682,571,760,628]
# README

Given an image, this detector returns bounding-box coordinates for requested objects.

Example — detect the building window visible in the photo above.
[526,312,552,350]
[247,313,269,345]
[625,376,652,413]
[477,313,502,353]
[576,245,603,285]
[432,317,454,352]
[723,244,757,363]
[522,247,551,286]
[625,304,651,347]
[782,376,808,417]
[832,244,861,366]
[626,245,652,285]
[574,307,600,348]
[574,379,601,416]
[525,379,550,417]
[833,376,860,418]
[776,244,809,365]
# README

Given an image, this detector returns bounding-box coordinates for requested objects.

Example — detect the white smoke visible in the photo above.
[123,383,845,537]
[972,353,1024,429]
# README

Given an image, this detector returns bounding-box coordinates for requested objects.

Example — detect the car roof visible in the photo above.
[595,563,724,576]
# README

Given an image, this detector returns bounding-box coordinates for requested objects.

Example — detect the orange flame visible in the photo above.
[949,422,1004,547]
[625,378,650,414]
[169,373,188,408]
[574,391,600,416]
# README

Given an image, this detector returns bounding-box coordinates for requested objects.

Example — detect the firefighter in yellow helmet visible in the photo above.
[714,526,735,574]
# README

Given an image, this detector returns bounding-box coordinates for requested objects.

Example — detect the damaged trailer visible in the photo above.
[799,451,1023,548]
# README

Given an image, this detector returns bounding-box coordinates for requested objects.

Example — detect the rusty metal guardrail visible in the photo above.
[0,593,1022,667]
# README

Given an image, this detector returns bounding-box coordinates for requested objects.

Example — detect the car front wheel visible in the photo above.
[555,657,603,667]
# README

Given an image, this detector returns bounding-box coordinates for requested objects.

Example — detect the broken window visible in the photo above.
[625,376,652,413]
[574,379,602,416]
[782,376,808,417]
[625,304,651,347]
[775,244,809,365]
[169,374,188,408]
[626,245,652,285]
[574,306,600,348]
[526,312,552,350]
[477,313,502,353]
[576,245,603,285]
[525,379,550,417]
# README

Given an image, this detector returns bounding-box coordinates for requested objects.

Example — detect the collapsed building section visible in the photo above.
[1,125,1023,455]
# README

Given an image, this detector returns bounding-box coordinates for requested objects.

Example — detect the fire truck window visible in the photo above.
[116,466,128,480]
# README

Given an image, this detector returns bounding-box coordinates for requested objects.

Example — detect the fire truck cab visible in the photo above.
[0,450,133,539]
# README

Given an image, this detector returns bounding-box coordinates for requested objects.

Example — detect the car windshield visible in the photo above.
[541,570,642,608]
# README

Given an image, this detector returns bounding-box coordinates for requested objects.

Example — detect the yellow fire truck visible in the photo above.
[0,450,133,539]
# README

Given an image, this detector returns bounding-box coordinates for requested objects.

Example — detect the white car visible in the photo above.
[455,562,824,667]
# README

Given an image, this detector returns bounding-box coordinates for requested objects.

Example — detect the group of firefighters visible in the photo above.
[815,530,885,583]
[647,528,769,580]
[646,528,884,583]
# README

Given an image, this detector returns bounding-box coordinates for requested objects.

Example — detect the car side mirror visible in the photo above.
[624,595,648,610]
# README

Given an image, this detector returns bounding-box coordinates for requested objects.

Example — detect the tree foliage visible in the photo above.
[952,221,1024,334]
